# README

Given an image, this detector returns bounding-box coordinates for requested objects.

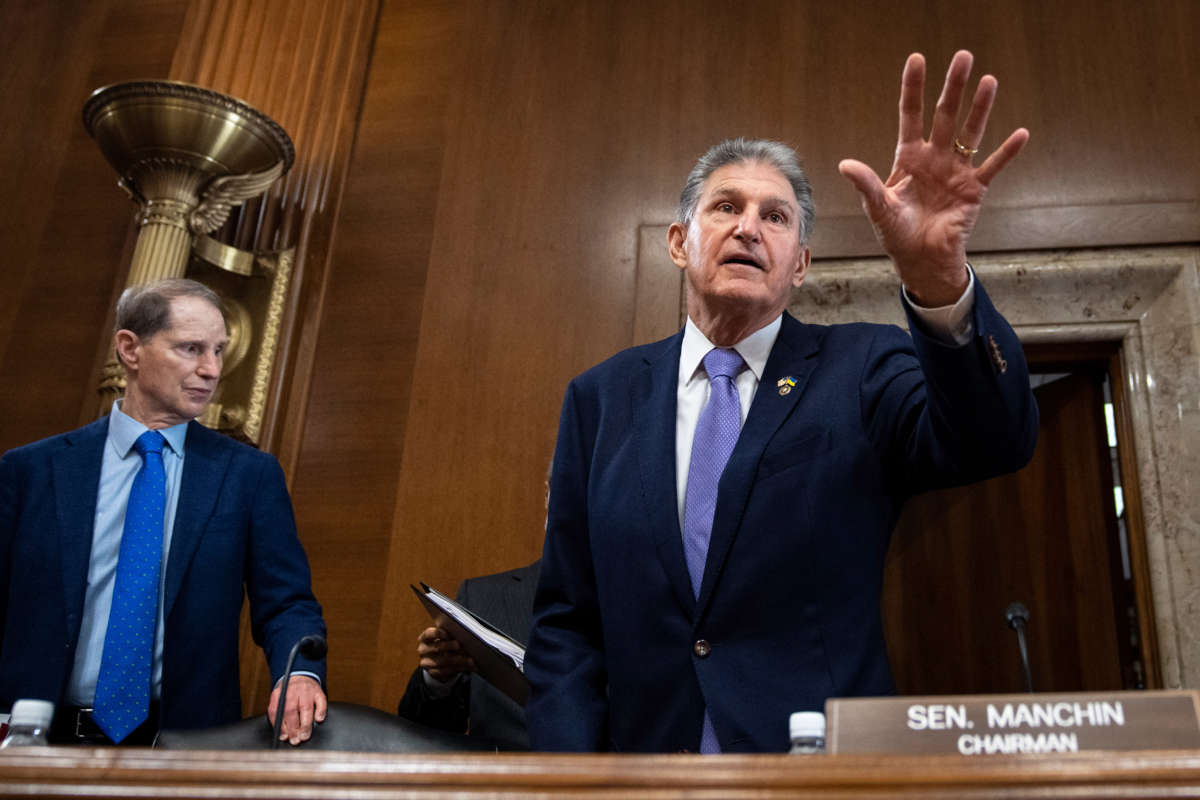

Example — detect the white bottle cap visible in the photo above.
[9,699,54,728]
[789,710,825,739]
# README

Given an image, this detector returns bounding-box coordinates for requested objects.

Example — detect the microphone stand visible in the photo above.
[272,635,327,749]
[1005,602,1034,693]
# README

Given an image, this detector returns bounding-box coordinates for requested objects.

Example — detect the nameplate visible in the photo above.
[826,690,1200,755]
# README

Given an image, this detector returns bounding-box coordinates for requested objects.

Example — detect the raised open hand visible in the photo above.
[838,50,1028,306]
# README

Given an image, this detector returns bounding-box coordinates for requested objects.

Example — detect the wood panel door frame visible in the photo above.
[1025,340,1162,689]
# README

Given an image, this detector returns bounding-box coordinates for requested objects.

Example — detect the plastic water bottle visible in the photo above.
[0,699,54,748]
[788,711,826,754]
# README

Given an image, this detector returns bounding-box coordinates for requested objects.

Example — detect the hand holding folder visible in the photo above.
[411,584,530,705]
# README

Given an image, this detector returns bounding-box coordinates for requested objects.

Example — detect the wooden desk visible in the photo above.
[4,748,1200,798]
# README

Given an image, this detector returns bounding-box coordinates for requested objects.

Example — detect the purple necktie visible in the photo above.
[683,347,744,753]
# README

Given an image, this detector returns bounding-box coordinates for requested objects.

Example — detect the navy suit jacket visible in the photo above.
[0,416,325,730]
[526,283,1039,753]
[397,561,539,750]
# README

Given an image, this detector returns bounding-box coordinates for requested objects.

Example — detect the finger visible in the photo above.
[297,698,315,742]
[418,636,461,657]
[838,159,888,219]
[286,698,302,744]
[957,74,998,151]
[976,128,1030,185]
[279,698,294,740]
[421,653,467,672]
[315,690,328,723]
[280,684,308,741]
[897,53,926,145]
[930,50,973,149]
[418,627,443,645]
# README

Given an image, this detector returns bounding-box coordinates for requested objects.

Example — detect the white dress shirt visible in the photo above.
[675,272,977,529]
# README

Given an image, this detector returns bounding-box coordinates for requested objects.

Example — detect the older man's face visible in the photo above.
[669,161,810,332]
[117,295,227,429]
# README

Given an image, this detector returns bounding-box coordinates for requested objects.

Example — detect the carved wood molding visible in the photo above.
[5,748,1200,798]
[168,0,380,468]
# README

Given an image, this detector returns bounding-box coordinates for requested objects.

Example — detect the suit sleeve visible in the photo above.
[0,451,17,648]
[524,379,610,751]
[396,667,470,731]
[244,454,327,686]
[867,277,1038,495]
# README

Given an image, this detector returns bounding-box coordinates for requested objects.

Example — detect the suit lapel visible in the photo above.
[696,314,824,616]
[632,332,696,618]
[53,419,109,624]
[163,421,228,619]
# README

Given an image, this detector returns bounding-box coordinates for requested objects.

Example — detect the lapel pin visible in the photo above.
[777,376,796,396]
[987,335,1008,374]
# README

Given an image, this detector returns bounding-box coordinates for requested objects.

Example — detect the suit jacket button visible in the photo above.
[694,639,711,658]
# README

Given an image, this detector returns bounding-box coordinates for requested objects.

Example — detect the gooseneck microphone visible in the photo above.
[272,634,328,749]
[1005,602,1033,693]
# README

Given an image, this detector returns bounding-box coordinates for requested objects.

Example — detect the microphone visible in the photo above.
[1005,602,1033,693]
[272,634,327,749]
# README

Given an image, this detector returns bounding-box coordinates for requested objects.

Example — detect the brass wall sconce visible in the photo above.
[84,81,295,444]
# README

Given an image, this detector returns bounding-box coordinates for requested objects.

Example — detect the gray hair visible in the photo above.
[676,138,815,243]
[115,278,225,342]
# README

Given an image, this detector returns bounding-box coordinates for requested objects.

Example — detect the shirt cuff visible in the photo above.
[902,266,976,346]
[274,670,322,688]
[421,668,464,698]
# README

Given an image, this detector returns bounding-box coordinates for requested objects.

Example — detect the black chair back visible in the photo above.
[154,701,503,752]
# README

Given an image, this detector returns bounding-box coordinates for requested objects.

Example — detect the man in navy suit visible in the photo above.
[0,279,326,745]
[525,51,1040,752]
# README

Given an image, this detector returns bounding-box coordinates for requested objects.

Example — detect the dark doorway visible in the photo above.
[881,342,1155,695]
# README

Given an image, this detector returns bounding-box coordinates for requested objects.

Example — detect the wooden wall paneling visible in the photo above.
[634,226,685,345]
[0,0,190,452]
[251,0,383,714]
[281,0,470,709]
[368,0,690,710]
[251,0,380,469]
[159,0,380,715]
[0,0,101,361]
[164,0,378,465]
[642,0,1200,259]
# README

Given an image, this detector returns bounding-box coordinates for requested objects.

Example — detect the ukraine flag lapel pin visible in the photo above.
[777,376,796,396]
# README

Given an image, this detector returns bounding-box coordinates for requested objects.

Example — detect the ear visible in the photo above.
[791,246,812,288]
[667,222,690,270]
[114,329,141,373]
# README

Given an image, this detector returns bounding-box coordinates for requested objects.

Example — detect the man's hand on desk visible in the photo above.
[267,675,327,746]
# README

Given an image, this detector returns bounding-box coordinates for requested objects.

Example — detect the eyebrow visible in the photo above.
[709,188,797,213]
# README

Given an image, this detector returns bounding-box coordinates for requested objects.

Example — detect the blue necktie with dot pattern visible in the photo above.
[92,430,166,743]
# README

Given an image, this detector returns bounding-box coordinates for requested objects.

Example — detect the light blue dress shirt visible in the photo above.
[65,401,187,706]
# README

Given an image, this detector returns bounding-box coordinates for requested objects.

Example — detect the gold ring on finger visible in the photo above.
[953,137,979,158]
